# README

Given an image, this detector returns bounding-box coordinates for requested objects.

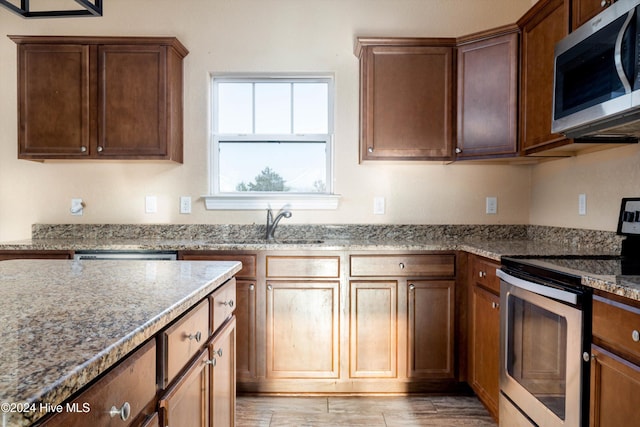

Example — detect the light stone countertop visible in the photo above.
[0,259,241,427]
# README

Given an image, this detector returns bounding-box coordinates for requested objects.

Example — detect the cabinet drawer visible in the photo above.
[210,278,236,332]
[266,256,340,278]
[162,299,210,387]
[593,295,640,361]
[41,340,156,427]
[350,254,455,277]
[472,256,500,294]
[180,253,256,278]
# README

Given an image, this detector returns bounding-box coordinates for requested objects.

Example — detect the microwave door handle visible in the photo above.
[615,10,635,93]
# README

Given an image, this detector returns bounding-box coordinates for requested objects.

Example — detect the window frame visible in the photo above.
[205,74,339,210]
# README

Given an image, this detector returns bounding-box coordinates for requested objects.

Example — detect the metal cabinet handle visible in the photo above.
[399,262,405,269]
[221,300,234,308]
[455,147,462,154]
[109,402,131,421]
[633,330,640,342]
[187,331,202,342]
[409,284,415,291]
[215,348,223,357]
[601,0,611,7]
[368,146,374,153]
[267,284,273,291]
[97,145,104,152]
[249,284,255,291]
[478,271,487,278]
[80,146,87,153]
[205,358,217,367]
[583,352,591,362]
[491,302,500,309]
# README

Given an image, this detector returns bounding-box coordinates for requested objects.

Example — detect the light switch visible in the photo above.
[486,197,497,214]
[145,195,157,214]
[373,196,385,215]
[180,196,191,214]
[578,194,587,216]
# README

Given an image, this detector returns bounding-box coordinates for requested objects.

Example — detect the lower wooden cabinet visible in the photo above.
[266,280,340,379]
[209,318,236,427]
[40,340,157,427]
[469,284,500,417]
[467,254,500,421]
[235,280,256,381]
[350,281,398,378]
[408,280,455,379]
[159,348,211,427]
[590,345,640,427]
[590,294,640,426]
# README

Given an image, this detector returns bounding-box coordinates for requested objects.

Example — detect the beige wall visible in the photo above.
[530,144,640,232]
[0,0,533,240]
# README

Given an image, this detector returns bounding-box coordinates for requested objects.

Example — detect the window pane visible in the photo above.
[219,141,327,193]
[255,83,291,134]
[218,83,253,133]
[293,83,328,134]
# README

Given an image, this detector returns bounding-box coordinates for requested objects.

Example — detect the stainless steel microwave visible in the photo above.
[552,0,640,141]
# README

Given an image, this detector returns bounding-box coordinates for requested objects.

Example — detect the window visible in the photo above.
[207,75,339,210]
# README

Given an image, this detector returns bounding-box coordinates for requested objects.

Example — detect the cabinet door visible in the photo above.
[209,317,236,427]
[518,0,569,154]
[350,281,397,378]
[159,348,210,427]
[572,0,611,30]
[408,280,455,379]
[456,29,519,159]
[98,45,168,158]
[236,280,256,380]
[358,42,454,161]
[470,285,500,419]
[17,44,92,158]
[590,345,640,427]
[266,280,340,379]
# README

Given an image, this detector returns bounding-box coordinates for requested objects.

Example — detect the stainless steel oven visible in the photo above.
[497,265,591,427]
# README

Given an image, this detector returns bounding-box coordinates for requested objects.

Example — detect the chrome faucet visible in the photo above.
[265,207,292,240]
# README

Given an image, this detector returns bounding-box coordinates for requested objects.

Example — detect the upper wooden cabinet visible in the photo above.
[9,36,188,162]
[355,38,455,161]
[517,0,570,155]
[572,0,613,30]
[456,25,519,159]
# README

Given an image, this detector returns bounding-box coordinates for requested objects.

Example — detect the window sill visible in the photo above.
[202,193,341,210]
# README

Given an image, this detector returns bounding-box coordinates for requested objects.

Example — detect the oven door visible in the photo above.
[497,270,586,427]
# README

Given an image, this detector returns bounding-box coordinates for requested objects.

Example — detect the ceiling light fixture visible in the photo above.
[0,0,102,18]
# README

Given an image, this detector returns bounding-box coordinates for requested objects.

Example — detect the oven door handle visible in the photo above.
[496,269,578,305]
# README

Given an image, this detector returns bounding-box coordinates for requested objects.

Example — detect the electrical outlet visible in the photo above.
[180,196,191,214]
[486,197,498,214]
[578,194,587,216]
[145,195,157,214]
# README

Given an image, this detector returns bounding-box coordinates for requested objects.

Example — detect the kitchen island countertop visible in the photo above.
[0,259,241,427]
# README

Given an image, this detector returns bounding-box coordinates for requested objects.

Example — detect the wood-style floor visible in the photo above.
[236,395,497,426]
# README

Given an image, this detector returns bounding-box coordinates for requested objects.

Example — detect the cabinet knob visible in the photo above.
[583,352,591,362]
[478,271,487,278]
[187,331,202,343]
[601,0,611,7]
[215,348,223,357]
[633,330,640,342]
[80,146,87,153]
[267,284,273,291]
[399,262,405,269]
[109,402,131,421]
[221,299,234,308]
[249,284,255,291]
[409,284,415,291]
[455,147,462,154]
[97,145,104,152]
[205,358,217,367]
[367,146,374,153]
[491,302,499,309]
